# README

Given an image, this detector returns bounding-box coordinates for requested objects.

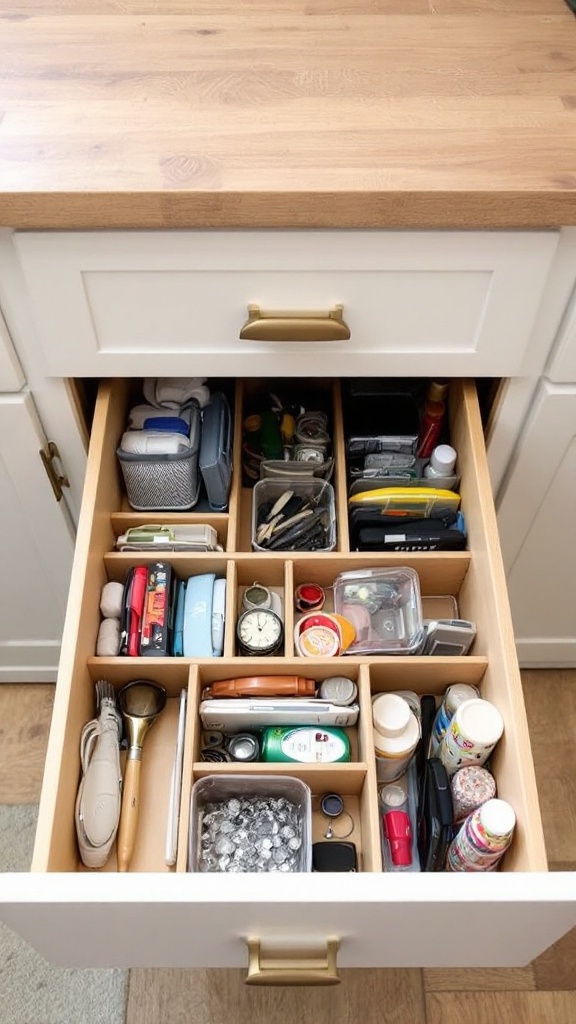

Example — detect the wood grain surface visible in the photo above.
[521,669,576,869]
[125,967,426,1024]
[1,1,576,227]
[0,685,54,804]
[426,992,576,1023]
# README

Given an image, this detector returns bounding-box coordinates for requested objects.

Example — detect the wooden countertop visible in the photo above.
[2,0,576,228]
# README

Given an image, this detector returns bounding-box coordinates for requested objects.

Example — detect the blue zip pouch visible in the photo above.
[143,416,190,436]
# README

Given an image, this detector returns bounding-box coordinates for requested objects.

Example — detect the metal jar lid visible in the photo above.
[227,733,260,762]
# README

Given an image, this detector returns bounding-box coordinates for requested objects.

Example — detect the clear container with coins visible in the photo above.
[188,775,312,872]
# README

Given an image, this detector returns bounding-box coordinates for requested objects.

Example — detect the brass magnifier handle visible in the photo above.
[240,304,350,342]
[245,937,340,986]
[116,756,141,873]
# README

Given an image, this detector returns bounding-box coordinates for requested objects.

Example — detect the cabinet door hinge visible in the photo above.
[39,441,70,503]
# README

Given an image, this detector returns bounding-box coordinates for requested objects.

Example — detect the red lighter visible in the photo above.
[383,809,413,867]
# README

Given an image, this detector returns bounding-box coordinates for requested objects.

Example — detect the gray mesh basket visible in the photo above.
[117,403,202,511]
[117,447,201,511]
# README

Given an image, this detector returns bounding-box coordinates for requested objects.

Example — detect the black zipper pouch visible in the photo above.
[312,842,357,872]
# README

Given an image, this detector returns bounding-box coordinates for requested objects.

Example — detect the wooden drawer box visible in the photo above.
[2,377,576,974]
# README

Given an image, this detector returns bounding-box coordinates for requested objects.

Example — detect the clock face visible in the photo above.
[238,609,283,653]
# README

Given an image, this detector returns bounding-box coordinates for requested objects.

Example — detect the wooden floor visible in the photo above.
[2,669,575,1023]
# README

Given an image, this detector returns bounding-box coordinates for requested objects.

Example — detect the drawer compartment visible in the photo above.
[13,230,558,378]
[3,377,576,972]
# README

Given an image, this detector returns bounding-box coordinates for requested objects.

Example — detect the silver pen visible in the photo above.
[165,688,187,867]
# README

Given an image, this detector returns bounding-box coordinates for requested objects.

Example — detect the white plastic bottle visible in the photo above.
[430,682,480,753]
[437,698,504,776]
[447,798,516,871]
[373,693,421,783]
[424,444,457,479]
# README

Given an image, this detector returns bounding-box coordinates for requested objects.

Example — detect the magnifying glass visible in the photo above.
[116,679,166,872]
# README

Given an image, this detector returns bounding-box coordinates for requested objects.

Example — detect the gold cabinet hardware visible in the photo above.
[39,441,70,503]
[240,304,350,343]
[245,937,340,986]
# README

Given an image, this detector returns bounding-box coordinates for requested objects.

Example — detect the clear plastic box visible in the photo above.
[333,567,424,655]
[252,478,336,552]
[188,774,312,872]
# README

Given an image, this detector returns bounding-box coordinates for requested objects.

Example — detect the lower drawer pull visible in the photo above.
[245,937,340,986]
[240,304,350,342]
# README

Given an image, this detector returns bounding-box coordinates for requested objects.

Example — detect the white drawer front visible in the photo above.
[2,873,576,970]
[14,230,558,378]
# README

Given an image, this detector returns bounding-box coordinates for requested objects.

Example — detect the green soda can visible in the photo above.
[261,726,351,764]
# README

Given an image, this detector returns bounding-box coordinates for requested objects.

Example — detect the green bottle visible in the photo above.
[261,726,351,764]
[259,411,285,460]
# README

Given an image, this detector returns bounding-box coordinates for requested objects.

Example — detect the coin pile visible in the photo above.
[198,795,303,872]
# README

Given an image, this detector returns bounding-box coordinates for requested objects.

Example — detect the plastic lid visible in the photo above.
[456,699,504,744]
[445,683,479,712]
[373,695,421,755]
[228,735,258,760]
[297,625,340,658]
[380,784,408,809]
[479,798,516,836]
[430,444,457,475]
[373,694,410,737]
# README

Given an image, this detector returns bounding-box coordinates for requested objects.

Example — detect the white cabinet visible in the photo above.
[497,382,576,667]
[545,277,576,383]
[13,229,559,378]
[0,232,88,681]
[492,239,576,668]
[0,392,75,681]
[0,308,25,391]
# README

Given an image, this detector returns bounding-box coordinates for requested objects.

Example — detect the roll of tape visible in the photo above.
[243,584,272,612]
[202,730,224,748]
[294,583,325,613]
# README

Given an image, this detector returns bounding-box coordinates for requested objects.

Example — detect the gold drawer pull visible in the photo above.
[245,937,340,986]
[39,441,70,503]
[240,304,350,342]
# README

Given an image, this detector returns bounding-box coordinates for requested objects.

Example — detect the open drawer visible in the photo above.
[2,378,576,973]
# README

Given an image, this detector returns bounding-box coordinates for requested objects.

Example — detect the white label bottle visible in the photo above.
[373,693,421,783]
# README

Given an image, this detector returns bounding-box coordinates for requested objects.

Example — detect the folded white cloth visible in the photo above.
[120,430,191,455]
[143,377,210,409]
